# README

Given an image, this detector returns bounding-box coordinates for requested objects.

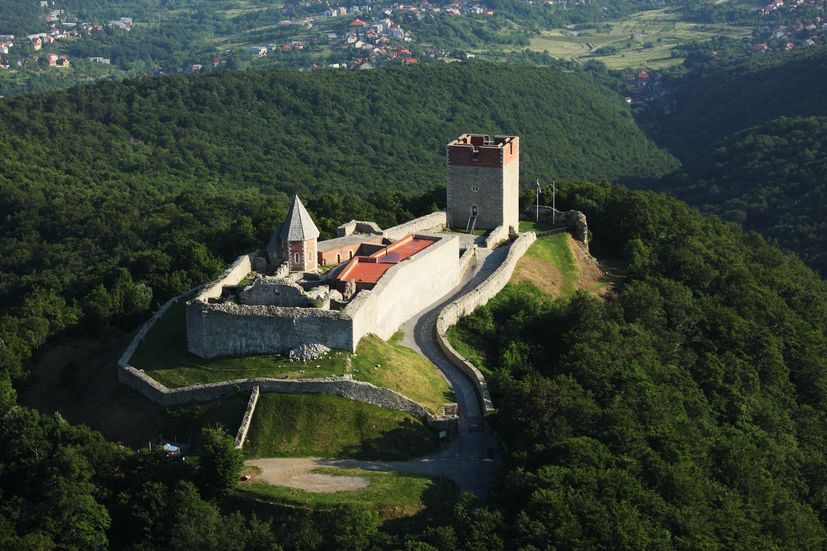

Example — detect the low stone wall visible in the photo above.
[235,386,260,449]
[337,220,382,237]
[458,245,478,275]
[118,362,456,430]
[483,225,509,249]
[435,232,537,413]
[382,211,447,241]
[197,252,256,302]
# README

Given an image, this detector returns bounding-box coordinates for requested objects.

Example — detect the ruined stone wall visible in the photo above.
[382,211,447,241]
[197,252,254,302]
[238,278,313,307]
[117,362,455,429]
[435,232,536,412]
[186,301,354,357]
[336,220,382,237]
[347,234,461,342]
[235,386,260,449]
[484,225,509,249]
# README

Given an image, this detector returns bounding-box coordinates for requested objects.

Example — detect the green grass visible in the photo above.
[519,220,559,233]
[131,303,452,414]
[130,298,349,388]
[242,393,439,460]
[521,233,578,298]
[353,333,454,413]
[238,468,455,520]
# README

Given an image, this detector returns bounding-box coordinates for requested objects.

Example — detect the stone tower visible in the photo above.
[267,194,320,272]
[446,134,519,233]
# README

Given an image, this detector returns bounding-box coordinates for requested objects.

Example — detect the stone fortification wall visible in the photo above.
[435,232,537,413]
[382,211,447,241]
[484,225,509,249]
[186,301,354,357]
[117,362,455,429]
[459,245,478,274]
[337,220,382,237]
[197,252,255,302]
[235,386,260,449]
[347,234,460,342]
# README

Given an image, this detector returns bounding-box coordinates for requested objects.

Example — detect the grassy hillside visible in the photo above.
[242,393,438,460]
[642,45,827,160]
[653,116,827,276]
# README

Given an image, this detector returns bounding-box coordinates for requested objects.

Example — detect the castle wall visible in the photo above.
[117,363,455,429]
[347,233,461,342]
[435,232,536,413]
[186,301,354,357]
[382,211,447,241]
[238,279,313,307]
[197,253,254,302]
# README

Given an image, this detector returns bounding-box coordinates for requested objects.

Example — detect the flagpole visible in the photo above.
[536,179,540,223]
[552,180,556,224]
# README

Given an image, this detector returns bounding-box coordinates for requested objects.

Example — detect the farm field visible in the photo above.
[528,8,752,70]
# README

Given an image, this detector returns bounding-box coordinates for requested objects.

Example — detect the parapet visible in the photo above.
[447,134,519,168]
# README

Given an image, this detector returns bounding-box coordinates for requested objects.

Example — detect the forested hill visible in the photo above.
[641,46,827,161]
[0,62,675,382]
[0,62,675,196]
[653,116,827,276]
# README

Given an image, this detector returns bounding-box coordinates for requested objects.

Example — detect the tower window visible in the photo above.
[294,253,300,264]
[471,185,479,192]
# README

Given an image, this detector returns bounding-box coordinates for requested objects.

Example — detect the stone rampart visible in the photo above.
[186,301,354,357]
[382,211,447,241]
[483,225,509,249]
[337,220,382,237]
[197,252,255,302]
[117,362,455,429]
[235,386,260,449]
[347,233,460,342]
[435,232,537,413]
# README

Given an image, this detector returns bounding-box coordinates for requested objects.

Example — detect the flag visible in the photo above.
[536,180,541,194]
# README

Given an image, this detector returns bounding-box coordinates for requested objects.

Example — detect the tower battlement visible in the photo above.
[446,134,519,167]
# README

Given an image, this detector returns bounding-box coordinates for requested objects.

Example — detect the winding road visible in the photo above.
[247,236,511,498]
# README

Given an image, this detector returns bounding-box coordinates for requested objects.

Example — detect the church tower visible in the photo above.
[446,134,519,233]
[266,194,320,272]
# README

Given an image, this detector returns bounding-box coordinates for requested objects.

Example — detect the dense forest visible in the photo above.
[452,182,827,549]
[653,116,827,276]
[5,178,827,547]
[640,45,827,160]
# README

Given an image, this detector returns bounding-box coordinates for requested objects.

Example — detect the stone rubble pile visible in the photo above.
[288,343,331,362]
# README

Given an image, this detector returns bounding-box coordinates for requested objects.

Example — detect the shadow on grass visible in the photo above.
[340,417,441,461]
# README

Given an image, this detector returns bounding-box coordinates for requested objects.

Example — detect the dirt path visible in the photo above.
[246,458,369,493]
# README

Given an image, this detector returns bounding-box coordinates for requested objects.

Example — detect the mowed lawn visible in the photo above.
[131,301,452,414]
[242,393,439,460]
[238,468,456,520]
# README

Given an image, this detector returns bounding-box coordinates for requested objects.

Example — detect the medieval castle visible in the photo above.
[185,134,522,358]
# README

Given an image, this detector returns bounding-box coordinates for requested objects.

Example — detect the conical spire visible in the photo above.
[278,194,320,241]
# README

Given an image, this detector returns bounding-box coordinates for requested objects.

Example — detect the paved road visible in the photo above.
[249,237,511,499]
